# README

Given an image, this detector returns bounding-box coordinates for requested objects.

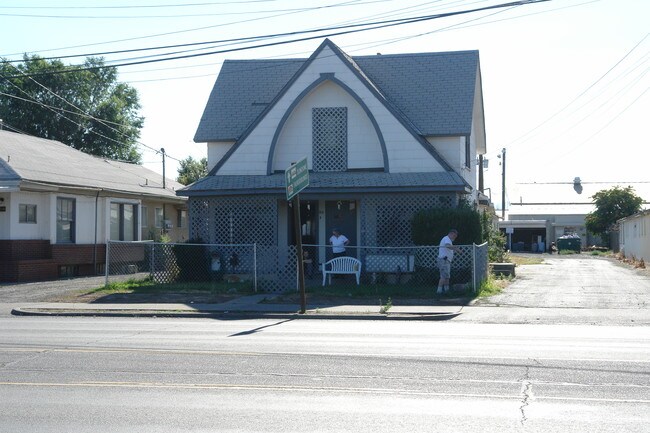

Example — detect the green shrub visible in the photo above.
[480,211,508,263]
[411,206,482,246]
[172,239,211,282]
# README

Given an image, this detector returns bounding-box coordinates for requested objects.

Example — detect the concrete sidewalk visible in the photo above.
[10,294,464,320]
[10,296,650,325]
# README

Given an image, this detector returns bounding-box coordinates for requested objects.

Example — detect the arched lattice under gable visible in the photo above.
[268,76,388,174]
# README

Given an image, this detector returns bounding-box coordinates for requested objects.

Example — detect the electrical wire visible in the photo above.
[505,32,649,149]
[1,1,552,79]
[0,1,481,64]
[0,1,280,9]
[0,1,379,19]
[0,0,381,57]
[0,68,183,162]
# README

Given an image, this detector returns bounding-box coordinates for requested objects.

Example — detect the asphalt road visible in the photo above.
[1,316,649,432]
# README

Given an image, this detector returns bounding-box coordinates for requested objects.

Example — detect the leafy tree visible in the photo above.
[177,156,208,185]
[0,55,143,163]
[585,186,643,240]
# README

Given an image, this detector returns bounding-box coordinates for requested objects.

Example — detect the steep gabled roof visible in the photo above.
[194,39,479,142]
[0,129,185,200]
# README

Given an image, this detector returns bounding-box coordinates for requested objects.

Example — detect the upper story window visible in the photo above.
[465,136,471,169]
[312,107,347,172]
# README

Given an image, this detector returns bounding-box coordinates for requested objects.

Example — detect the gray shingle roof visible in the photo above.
[178,171,468,196]
[194,42,479,142]
[0,129,185,200]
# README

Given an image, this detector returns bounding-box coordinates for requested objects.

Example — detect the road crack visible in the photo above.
[519,360,537,426]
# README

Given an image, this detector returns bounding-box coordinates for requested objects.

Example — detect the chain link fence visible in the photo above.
[106,241,489,295]
[106,241,258,291]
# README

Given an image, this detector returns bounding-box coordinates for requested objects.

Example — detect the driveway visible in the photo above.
[476,255,650,309]
[0,276,108,303]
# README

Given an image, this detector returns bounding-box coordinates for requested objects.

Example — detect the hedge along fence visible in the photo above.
[411,207,483,246]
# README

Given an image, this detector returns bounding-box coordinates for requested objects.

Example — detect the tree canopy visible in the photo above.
[177,156,208,185]
[0,55,143,163]
[585,186,643,239]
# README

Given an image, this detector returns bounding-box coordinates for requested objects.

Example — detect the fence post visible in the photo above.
[105,240,111,287]
[253,243,258,293]
[472,243,477,293]
[149,243,154,280]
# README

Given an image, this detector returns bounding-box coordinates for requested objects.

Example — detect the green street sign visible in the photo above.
[285,157,309,201]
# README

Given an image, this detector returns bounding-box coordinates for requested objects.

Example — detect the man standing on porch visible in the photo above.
[329,228,349,259]
[437,229,460,295]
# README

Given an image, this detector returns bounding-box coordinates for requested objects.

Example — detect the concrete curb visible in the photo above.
[10,307,462,321]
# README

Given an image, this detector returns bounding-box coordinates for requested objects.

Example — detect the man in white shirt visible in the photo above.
[437,229,460,295]
[329,228,349,259]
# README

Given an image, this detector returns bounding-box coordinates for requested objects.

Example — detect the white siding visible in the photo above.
[5,192,50,240]
[427,136,462,169]
[0,193,8,238]
[620,212,650,262]
[207,141,235,172]
[272,81,383,171]
[218,45,445,175]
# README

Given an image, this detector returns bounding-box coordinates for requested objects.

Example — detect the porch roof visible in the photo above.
[178,171,469,197]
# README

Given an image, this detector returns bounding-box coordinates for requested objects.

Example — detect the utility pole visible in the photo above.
[160,148,166,233]
[160,148,166,190]
[501,147,506,220]
[478,154,484,192]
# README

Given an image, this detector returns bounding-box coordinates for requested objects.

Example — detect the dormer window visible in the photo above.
[312,107,347,172]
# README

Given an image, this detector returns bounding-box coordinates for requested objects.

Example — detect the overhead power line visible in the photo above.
[0,0,393,19]
[0,0,385,57]
[2,0,551,79]
[0,1,280,9]
[0,1,505,64]
[506,32,649,148]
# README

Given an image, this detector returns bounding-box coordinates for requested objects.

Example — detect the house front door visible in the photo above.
[325,200,357,260]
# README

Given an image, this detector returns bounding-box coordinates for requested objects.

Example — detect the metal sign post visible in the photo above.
[285,158,309,314]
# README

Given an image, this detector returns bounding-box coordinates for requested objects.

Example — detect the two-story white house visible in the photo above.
[180,39,487,265]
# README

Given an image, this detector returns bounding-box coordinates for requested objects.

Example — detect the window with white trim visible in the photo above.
[110,202,138,241]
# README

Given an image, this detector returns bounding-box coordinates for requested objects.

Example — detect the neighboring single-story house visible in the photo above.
[618,210,650,262]
[179,38,487,264]
[0,130,187,282]
[500,181,650,251]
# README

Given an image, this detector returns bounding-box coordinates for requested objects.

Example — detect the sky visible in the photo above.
[1,0,648,210]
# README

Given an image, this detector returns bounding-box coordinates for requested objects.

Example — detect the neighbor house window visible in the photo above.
[19,204,37,223]
[110,202,138,241]
[465,136,471,168]
[141,206,148,228]
[56,197,75,243]
[155,207,163,228]
[312,107,347,172]
[177,209,187,228]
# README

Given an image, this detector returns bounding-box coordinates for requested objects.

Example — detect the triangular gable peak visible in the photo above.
[212,39,452,176]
